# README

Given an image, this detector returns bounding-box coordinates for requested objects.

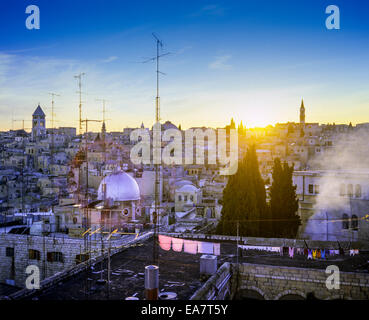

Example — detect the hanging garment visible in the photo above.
[321,249,326,259]
[172,237,184,252]
[355,249,359,255]
[183,239,198,255]
[283,247,289,256]
[158,235,172,251]
[307,249,313,260]
[317,249,321,259]
[213,243,221,256]
[198,241,214,254]
[304,248,308,256]
[312,250,317,259]
[339,248,344,255]
[334,250,340,255]
[288,247,294,258]
[269,247,281,253]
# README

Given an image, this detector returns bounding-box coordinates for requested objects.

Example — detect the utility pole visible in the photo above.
[48,93,60,214]
[81,118,101,299]
[74,73,85,135]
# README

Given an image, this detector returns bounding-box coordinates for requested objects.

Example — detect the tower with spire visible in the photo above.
[32,104,46,139]
[299,99,305,125]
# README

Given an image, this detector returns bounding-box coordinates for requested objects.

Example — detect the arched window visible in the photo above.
[342,214,349,230]
[355,185,362,198]
[347,184,353,198]
[351,215,358,231]
[339,184,345,196]
[29,249,41,260]
[178,195,182,201]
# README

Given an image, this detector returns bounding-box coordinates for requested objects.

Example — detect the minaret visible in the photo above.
[299,99,305,125]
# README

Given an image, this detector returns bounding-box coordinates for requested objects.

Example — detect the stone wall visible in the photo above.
[191,262,369,300]
[0,232,152,290]
[190,262,235,300]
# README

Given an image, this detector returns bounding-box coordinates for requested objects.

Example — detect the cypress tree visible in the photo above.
[216,145,268,237]
[269,158,300,238]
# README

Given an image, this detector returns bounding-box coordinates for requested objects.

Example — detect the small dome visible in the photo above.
[176,184,198,193]
[98,171,140,201]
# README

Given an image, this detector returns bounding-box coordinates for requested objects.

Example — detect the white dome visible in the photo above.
[98,171,140,201]
[176,184,198,193]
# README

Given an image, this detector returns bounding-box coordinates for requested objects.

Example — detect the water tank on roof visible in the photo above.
[200,255,217,275]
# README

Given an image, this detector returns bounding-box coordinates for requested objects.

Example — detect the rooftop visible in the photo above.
[19,236,369,300]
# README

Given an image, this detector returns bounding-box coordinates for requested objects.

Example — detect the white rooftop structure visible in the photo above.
[97,170,140,202]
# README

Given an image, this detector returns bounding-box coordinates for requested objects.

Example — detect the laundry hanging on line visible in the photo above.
[171,237,184,252]
[183,239,198,255]
[158,235,172,251]
[198,241,214,254]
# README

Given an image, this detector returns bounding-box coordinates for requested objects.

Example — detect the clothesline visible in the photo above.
[158,235,220,256]
[237,245,360,259]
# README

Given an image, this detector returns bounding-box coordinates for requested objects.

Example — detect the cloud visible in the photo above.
[209,55,232,70]
[190,4,225,17]
[101,56,118,63]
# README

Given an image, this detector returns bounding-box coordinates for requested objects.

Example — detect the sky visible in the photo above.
[1,0,369,132]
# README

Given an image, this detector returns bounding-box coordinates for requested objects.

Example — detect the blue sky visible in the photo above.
[1,0,369,131]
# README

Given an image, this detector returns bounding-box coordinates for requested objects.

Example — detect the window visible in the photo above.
[342,214,349,230]
[184,195,188,201]
[190,195,194,202]
[339,184,345,196]
[73,217,78,224]
[75,254,90,265]
[178,195,182,201]
[351,215,359,231]
[314,185,320,194]
[347,184,353,198]
[47,252,63,263]
[355,185,362,198]
[29,249,41,260]
[6,247,14,257]
[308,184,314,194]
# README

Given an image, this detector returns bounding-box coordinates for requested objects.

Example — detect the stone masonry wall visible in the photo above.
[237,263,369,300]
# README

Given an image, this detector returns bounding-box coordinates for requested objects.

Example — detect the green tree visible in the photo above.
[269,158,300,238]
[216,145,268,237]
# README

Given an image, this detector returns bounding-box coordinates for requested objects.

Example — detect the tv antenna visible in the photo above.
[74,73,86,135]
[141,33,171,122]
[48,92,60,211]
[142,33,171,265]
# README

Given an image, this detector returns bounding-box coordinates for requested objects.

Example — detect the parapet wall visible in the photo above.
[0,232,152,298]
[237,263,369,300]
[191,261,369,300]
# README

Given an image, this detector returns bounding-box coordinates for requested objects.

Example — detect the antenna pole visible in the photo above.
[74,73,85,135]
[48,92,60,213]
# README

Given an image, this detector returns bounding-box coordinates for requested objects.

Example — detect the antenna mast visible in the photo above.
[48,92,60,212]
[74,73,85,135]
